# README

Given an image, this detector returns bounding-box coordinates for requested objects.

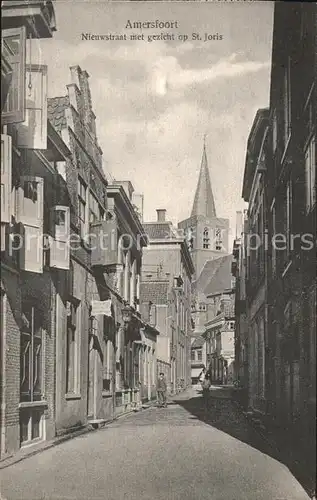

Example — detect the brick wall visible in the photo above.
[1,266,21,456]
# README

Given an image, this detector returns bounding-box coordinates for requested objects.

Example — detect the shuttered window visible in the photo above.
[2,27,26,124]
[1,134,12,223]
[49,206,70,270]
[16,65,48,149]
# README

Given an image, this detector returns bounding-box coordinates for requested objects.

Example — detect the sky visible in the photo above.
[37,0,274,240]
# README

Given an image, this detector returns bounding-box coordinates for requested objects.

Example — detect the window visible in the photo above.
[2,27,26,124]
[20,305,43,402]
[305,136,316,212]
[197,350,203,361]
[215,227,222,251]
[203,228,209,249]
[89,192,104,223]
[78,177,87,236]
[24,180,38,202]
[271,201,277,276]
[186,227,194,250]
[66,302,79,394]
[272,109,277,154]
[286,182,292,257]
[49,206,70,270]
[16,65,48,149]
[191,350,195,361]
[199,303,206,312]
[1,134,12,224]
[283,58,291,146]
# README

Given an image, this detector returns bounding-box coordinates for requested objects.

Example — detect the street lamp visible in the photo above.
[122,304,133,328]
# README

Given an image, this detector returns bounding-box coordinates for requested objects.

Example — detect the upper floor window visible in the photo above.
[2,27,26,124]
[305,135,316,213]
[78,177,87,235]
[272,109,277,154]
[89,192,104,223]
[199,303,206,312]
[215,227,223,251]
[203,228,209,249]
[186,227,194,250]
[197,350,203,361]
[191,350,195,361]
[24,180,38,202]
[271,201,277,276]
[283,57,291,146]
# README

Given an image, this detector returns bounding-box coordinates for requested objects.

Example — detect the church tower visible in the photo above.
[178,141,229,279]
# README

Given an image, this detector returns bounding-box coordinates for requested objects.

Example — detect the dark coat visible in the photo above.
[157,377,167,392]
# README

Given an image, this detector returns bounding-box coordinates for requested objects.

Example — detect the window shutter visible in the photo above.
[15,176,44,273]
[1,134,12,223]
[2,27,26,124]
[149,304,157,327]
[16,176,44,227]
[16,222,43,274]
[90,220,118,267]
[16,65,48,149]
[49,205,70,270]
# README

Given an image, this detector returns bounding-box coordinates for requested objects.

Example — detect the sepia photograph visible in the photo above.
[0,1,316,499]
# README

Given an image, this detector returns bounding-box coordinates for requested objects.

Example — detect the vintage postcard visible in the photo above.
[1,1,316,499]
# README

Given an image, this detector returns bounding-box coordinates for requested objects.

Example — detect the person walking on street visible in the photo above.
[199,367,206,388]
[157,372,167,408]
[202,372,211,414]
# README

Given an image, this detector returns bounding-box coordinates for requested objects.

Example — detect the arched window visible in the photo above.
[215,227,222,250]
[203,228,209,249]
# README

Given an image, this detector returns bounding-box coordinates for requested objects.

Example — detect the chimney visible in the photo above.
[235,211,243,239]
[156,209,166,222]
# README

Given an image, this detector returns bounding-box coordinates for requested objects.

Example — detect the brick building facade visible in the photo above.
[142,210,195,392]
[233,3,316,479]
[1,2,159,460]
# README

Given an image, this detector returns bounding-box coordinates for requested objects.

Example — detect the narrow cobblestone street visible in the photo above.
[0,388,310,500]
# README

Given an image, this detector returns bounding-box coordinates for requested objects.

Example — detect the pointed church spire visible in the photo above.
[191,140,217,219]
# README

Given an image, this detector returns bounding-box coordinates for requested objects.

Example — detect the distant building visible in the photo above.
[178,142,229,279]
[205,257,236,385]
[241,108,269,412]
[142,210,195,392]
[190,336,207,385]
[231,211,248,407]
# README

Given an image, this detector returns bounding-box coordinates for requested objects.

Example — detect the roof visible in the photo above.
[193,255,230,294]
[143,222,175,240]
[204,254,234,297]
[191,142,217,219]
[47,97,69,132]
[191,336,205,348]
[140,281,169,305]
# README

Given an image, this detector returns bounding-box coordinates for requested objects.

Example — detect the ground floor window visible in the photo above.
[20,304,43,402]
[66,302,80,395]
[20,408,44,445]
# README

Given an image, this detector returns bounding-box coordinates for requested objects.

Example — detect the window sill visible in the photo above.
[19,401,48,409]
[65,393,82,401]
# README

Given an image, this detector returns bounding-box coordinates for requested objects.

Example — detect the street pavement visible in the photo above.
[0,387,310,500]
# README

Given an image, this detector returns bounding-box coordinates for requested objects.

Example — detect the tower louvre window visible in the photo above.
[215,227,222,250]
[203,227,209,249]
